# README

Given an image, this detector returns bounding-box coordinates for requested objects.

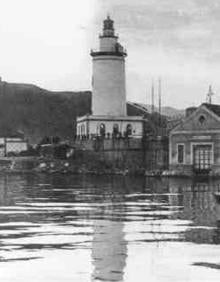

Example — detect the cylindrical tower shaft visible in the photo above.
[91,16,127,116]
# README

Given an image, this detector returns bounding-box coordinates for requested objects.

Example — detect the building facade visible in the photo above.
[169,103,220,175]
[0,137,28,157]
[76,16,144,139]
[77,115,143,139]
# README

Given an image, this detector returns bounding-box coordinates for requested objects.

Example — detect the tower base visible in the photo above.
[76,115,144,139]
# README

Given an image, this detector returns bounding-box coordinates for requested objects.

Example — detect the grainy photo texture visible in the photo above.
[0,1,220,281]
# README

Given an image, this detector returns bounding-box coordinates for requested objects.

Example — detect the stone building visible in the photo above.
[76,16,143,139]
[169,102,220,175]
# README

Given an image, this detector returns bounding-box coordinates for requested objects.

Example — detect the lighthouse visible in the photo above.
[91,16,127,116]
[76,16,144,139]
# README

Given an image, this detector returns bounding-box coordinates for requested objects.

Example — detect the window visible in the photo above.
[81,124,85,135]
[199,115,206,125]
[113,123,119,135]
[126,124,132,136]
[177,144,184,164]
[99,123,106,137]
[193,144,212,171]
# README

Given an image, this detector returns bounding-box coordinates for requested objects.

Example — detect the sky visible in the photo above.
[0,0,220,108]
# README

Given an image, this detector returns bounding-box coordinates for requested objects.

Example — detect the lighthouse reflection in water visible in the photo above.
[0,175,220,281]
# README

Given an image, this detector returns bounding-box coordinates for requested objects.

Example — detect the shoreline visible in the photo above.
[0,156,218,179]
[0,168,218,180]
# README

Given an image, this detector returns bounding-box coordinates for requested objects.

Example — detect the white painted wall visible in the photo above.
[77,118,143,137]
[92,55,126,116]
[6,142,28,153]
[100,37,118,52]
[77,121,88,136]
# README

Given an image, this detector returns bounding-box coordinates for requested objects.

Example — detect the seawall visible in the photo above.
[74,137,169,174]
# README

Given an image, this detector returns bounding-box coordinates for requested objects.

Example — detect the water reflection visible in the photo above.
[0,174,220,281]
[169,178,220,245]
[92,220,126,281]
[91,178,127,281]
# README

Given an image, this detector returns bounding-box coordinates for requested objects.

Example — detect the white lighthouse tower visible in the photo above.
[76,16,143,139]
[91,16,127,116]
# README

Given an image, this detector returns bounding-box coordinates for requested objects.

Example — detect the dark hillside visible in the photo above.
[0,81,91,143]
[0,81,183,144]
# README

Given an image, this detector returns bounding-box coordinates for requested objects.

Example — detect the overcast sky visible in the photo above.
[0,0,220,108]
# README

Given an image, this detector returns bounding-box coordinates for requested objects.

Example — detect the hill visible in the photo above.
[137,103,185,117]
[0,81,91,144]
[0,81,184,144]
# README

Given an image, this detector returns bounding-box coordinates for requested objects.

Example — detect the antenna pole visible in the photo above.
[151,79,155,114]
[146,83,148,111]
[158,77,162,127]
[206,85,214,104]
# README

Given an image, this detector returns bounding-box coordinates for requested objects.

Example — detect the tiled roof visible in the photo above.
[202,103,220,117]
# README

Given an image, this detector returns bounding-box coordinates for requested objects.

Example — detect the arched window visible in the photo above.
[99,123,106,137]
[199,115,206,125]
[126,124,132,136]
[78,126,81,136]
[81,124,85,135]
[113,123,119,135]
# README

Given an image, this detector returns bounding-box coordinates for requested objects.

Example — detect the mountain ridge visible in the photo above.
[0,81,184,144]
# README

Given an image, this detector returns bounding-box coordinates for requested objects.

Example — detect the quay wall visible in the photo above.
[0,157,39,172]
[0,138,169,175]
[169,164,193,176]
[74,137,169,173]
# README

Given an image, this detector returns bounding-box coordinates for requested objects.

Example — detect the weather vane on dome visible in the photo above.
[206,85,214,104]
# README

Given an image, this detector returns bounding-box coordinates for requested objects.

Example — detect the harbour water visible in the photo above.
[0,174,220,281]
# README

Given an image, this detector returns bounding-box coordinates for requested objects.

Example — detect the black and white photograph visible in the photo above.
[0,0,220,281]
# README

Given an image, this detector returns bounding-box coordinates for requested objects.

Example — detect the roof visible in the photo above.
[126,102,149,117]
[0,133,24,138]
[202,103,220,117]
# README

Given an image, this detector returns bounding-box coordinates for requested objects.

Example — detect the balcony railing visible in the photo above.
[90,48,127,57]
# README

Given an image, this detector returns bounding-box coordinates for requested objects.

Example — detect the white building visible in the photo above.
[76,16,144,139]
[0,137,28,157]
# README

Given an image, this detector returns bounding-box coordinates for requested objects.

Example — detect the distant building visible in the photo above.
[0,135,28,157]
[169,103,220,175]
[76,16,143,139]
